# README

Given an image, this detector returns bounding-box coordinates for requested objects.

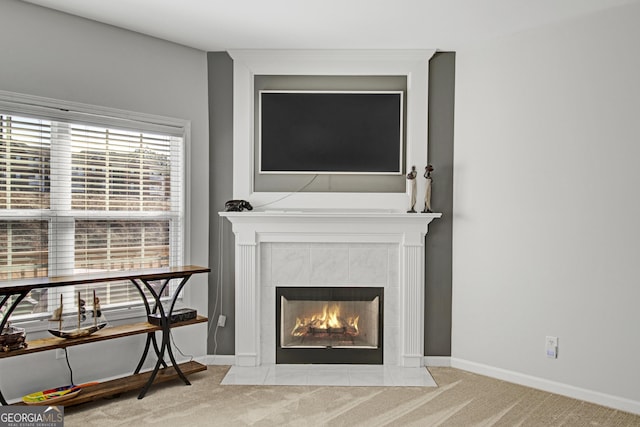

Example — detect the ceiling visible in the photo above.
[21,0,640,51]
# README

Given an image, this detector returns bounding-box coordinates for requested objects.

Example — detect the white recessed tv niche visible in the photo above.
[259,90,404,175]
[229,49,435,210]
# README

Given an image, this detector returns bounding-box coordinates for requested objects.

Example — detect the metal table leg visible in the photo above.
[133,275,192,399]
[129,279,167,374]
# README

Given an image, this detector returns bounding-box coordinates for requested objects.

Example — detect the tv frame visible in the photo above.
[257,90,404,175]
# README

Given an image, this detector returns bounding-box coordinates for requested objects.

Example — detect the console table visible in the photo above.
[0,265,210,406]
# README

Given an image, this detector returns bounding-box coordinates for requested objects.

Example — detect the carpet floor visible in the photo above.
[64,365,640,426]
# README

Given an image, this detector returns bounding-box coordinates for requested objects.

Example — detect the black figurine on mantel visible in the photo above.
[422,164,434,213]
[407,165,417,213]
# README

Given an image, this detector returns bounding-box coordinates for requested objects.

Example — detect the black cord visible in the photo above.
[64,348,74,385]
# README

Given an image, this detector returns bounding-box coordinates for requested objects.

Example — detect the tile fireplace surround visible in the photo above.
[220,210,441,369]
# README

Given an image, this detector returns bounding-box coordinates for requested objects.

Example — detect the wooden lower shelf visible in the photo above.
[14,361,207,407]
[0,316,208,359]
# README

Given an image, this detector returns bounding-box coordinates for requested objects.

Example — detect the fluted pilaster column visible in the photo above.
[234,230,259,366]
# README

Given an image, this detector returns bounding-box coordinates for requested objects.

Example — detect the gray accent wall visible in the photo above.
[206,52,455,357]
[207,52,236,355]
[425,52,455,356]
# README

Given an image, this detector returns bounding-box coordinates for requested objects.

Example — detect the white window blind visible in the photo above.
[0,99,185,321]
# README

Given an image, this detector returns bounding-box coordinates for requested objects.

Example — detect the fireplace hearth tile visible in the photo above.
[221,364,437,387]
[220,366,270,385]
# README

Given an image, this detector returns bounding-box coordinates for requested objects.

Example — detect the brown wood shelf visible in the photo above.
[0,265,210,293]
[0,316,208,359]
[13,361,207,407]
[0,265,210,406]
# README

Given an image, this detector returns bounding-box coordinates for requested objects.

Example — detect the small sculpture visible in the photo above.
[422,164,433,213]
[407,165,417,213]
[47,291,107,339]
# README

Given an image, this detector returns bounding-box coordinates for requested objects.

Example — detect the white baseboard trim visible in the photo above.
[199,355,235,365]
[424,356,451,367]
[450,358,640,416]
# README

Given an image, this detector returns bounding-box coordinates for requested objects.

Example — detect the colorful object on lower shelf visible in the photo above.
[22,382,98,405]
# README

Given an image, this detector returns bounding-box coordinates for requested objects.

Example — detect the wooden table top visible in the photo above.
[0,265,210,293]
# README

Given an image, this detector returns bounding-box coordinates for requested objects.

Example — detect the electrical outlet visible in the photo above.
[217,314,226,327]
[55,348,66,360]
[546,336,558,358]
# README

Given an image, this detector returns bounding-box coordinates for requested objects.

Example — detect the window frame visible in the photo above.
[0,90,192,332]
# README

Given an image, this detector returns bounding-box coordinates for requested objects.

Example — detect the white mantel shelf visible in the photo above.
[220,209,442,368]
[220,210,442,246]
[219,210,442,221]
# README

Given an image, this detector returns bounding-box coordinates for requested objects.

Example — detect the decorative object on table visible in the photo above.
[406,165,417,213]
[48,290,107,339]
[0,323,27,352]
[422,164,434,213]
[22,382,99,405]
[225,199,253,212]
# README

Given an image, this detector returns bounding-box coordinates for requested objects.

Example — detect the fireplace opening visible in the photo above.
[276,287,383,364]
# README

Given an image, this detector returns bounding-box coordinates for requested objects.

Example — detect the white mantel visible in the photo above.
[220,210,441,368]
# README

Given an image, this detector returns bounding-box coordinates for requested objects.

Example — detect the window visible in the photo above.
[0,92,186,322]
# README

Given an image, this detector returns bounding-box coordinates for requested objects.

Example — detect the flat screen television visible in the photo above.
[259,90,404,175]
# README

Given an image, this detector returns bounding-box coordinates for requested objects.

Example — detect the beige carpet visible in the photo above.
[65,366,640,426]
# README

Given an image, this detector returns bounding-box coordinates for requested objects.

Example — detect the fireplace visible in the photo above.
[220,210,440,367]
[276,287,383,364]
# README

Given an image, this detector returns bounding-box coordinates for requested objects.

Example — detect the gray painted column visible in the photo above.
[207,52,236,355]
[425,52,455,356]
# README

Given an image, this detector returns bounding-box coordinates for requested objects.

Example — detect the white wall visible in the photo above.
[0,0,209,401]
[452,1,640,412]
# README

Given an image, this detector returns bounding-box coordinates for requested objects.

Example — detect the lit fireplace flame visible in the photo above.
[291,303,359,337]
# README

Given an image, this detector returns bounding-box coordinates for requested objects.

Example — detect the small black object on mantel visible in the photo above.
[422,164,434,213]
[224,200,253,212]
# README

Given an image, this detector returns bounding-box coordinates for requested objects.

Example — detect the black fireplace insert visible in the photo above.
[276,287,383,364]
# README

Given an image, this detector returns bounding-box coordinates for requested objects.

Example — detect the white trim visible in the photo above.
[182,124,191,265]
[425,356,451,367]
[228,49,436,211]
[450,358,640,416]
[0,89,186,136]
[200,354,236,366]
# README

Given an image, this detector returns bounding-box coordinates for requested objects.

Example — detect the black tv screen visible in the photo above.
[259,91,403,174]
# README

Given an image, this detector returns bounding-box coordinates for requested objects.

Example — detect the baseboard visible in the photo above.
[199,355,235,365]
[450,358,640,416]
[424,356,451,367]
